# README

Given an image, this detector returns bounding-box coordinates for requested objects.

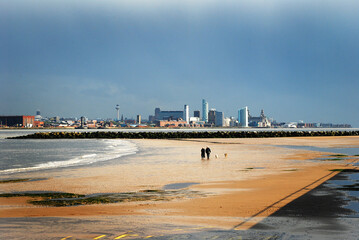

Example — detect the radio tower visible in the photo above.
[115,104,120,121]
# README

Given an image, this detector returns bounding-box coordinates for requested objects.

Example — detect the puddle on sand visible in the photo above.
[344,202,359,217]
[277,145,359,156]
[326,174,359,216]
[163,182,199,190]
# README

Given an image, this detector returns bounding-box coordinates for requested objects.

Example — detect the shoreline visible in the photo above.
[0,136,358,236]
[0,139,139,176]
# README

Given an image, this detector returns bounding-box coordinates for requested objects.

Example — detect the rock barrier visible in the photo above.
[7,130,359,139]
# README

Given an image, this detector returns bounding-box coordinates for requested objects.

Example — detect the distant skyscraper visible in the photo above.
[215,111,224,127]
[194,110,200,118]
[157,111,184,121]
[202,99,208,123]
[136,115,141,124]
[239,107,248,127]
[80,116,86,127]
[115,104,120,121]
[208,109,216,125]
[184,105,189,123]
[148,115,155,123]
[155,108,161,120]
[35,109,42,121]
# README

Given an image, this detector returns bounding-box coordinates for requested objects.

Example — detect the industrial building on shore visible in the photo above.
[0,116,35,128]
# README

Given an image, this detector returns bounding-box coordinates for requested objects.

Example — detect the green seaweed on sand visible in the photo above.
[0,189,204,207]
[29,196,118,207]
[329,154,347,157]
[0,192,84,198]
[139,189,165,193]
[321,158,344,161]
[0,179,30,184]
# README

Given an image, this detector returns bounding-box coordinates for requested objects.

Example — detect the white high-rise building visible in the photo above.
[239,107,248,127]
[184,105,189,124]
[202,99,208,123]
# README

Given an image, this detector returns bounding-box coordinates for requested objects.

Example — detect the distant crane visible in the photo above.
[115,104,120,121]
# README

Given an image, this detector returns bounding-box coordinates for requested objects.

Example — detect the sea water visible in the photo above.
[0,132,137,175]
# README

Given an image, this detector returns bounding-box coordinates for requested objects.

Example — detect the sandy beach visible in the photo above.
[1,136,358,239]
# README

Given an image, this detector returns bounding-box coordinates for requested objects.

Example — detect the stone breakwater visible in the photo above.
[7,130,359,139]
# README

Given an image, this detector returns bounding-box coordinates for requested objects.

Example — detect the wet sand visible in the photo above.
[0,136,358,239]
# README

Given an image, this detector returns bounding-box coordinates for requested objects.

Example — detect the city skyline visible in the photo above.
[19,102,351,127]
[1,1,359,127]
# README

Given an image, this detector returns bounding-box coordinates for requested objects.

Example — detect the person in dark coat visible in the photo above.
[201,148,206,159]
[205,147,211,159]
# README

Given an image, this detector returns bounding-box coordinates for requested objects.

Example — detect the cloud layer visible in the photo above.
[1,1,358,125]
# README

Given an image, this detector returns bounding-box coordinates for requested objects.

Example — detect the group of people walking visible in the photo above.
[201,147,211,160]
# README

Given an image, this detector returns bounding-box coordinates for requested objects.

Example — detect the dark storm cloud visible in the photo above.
[0,0,358,125]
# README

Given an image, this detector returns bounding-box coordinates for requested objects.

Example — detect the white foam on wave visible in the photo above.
[0,139,138,174]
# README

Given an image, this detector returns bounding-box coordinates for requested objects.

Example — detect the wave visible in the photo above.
[0,140,138,174]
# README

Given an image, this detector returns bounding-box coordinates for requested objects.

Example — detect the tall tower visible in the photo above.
[208,109,216,125]
[136,115,141,124]
[184,105,189,124]
[35,109,42,121]
[194,110,200,118]
[202,99,208,123]
[215,111,224,127]
[238,107,248,127]
[115,104,120,121]
[155,108,161,120]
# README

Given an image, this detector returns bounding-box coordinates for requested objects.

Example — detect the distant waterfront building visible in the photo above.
[136,115,141,124]
[155,108,184,121]
[248,109,271,128]
[80,116,86,128]
[115,104,120,121]
[239,107,248,127]
[156,120,187,127]
[229,117,238,127]
[52,116,60,123]
[154,108,161,120]
[194,110,200,118]
[35,109,42,121]
[224,117,231,127]
[184,105,189,124]
[124,119,136,125]
[320,123,351,128]
[189,117,201,122]
[215,111,224,127]
[148,115,155,123]
[0,115,35,128]
[202,99,208,123]
[208,109,216,125]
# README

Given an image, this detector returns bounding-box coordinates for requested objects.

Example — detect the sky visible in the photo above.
[1,0,358,126]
